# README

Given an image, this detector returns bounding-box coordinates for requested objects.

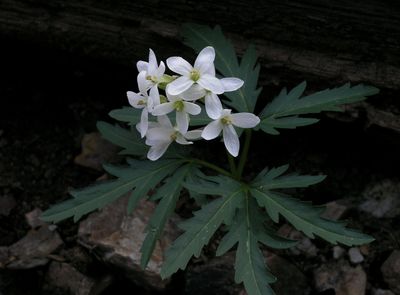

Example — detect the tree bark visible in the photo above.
[1,0,400,91]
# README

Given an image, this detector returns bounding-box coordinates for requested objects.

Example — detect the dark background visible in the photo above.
[0,0,400,294]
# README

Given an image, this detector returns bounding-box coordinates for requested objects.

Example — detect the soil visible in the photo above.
[1,37,399,295]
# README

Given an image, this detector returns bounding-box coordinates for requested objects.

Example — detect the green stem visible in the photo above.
[188,158,232,177]
[236,129,252,179]
[227,152,237,175]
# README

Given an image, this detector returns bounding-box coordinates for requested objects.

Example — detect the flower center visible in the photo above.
[137,99,146,106]
[173,100,185,112]
[159,95,167,103]
[190,70,200,82]
[146,75,158,83]
[170,131,179,141]
[221,116,232,125]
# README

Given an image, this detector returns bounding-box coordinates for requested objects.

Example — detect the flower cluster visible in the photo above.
[127,47,260,161]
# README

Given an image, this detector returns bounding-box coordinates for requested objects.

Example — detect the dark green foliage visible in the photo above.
[41,159,184,222]
[140,164,198,268]
[250,165,374,246]
[259,82,379,134]
[42,23,378,295]
[97,121,147,156]
[182,24,262,113]
[160,175,245,278]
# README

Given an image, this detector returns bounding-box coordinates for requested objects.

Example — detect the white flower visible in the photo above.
[136,49,165,90]
[201,109,260,157]
[127,71,160,138]
[181,77,244,119]
[145,116,195,161]
[166,46,224,95]
[152,92,201,134]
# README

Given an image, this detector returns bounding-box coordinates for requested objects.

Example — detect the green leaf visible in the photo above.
[182,23,262,113]
[217,197,277,295]
[41,178,135,223]
[160,175,244,279]
[189,108,212,126]
[252,164,326,189]
[97,121,147,156]
[109,107,141,124]
[41,159,183,223]
[140,164,196,269]
[259,82,379,134]
[250,165,374,246]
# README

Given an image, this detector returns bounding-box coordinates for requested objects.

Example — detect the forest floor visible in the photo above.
[0,39,399,295]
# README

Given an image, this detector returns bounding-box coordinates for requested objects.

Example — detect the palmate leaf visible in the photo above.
[140,164,198,269]
[259,82,379,135]
[250,165,374,246]
[182,23,262,113]
[216,197,298,295]
[160,175,245,279]
[97,121,147,156]
[41,159,183,223]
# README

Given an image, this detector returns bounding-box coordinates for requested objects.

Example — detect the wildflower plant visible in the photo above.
[42,24,379,295]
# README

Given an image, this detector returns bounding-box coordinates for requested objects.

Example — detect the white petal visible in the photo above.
[176,111,189,134]
[221,78,244,92]
[149,86,160,109]
[185,129,203,140]
[205,93,223,120]
[194,46,215,74]
[147,49,158,76]
[166,92,180,102]
[137,61,148,72]
[152,102,175,116]
[223,125,239,157]
[156,61,166,78]
[197,74,224,94]
[157,115,173,129]
[146,127,171,142]
[202,120,223,140]
[139,108,149,138]
[176,134,193,145]
[204,64,216,76]
[231,113,260,128]
[166,76,194,95]
[137,71,150,94]
[147,141,171,161]
[127,91,145,109]
[166,57,193,76]
[181,84,207,101]
[184,102,201,115]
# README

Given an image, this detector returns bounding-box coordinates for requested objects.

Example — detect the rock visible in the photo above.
[74,132,119,171]
[321,201,348,220]
[381,250,400,294]
[278,224,318,256]
[348,247,364,264]
[0,195,16,216]
[44,261,111,295]
[5,226,63,269]
[0,246,9,267]
[267,254,309,295]
[25,208,46,229]
[185,254,243,295]
[333,246,346,259]
[186,253,309,295]
[78,196,180,291]
[59,246,94,274]
[314,261,367,295]
[372,289,395,295]
[359,180,400,218]
[359,244,370,256]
